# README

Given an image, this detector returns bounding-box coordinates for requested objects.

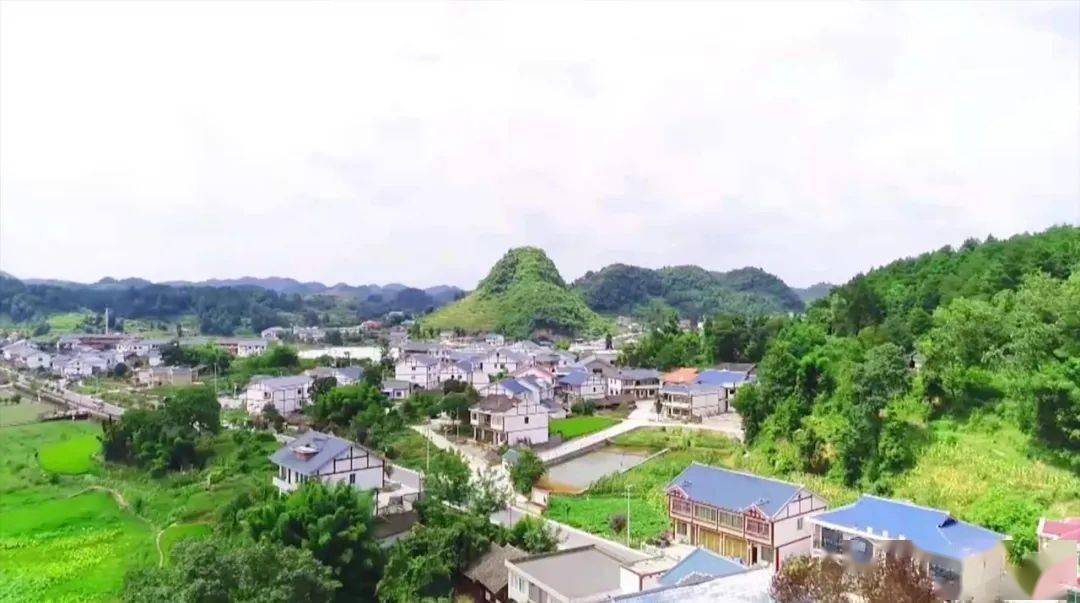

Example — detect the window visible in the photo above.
[524,417,529,424]
[797,517,804,530]
[695,504,718,524]
[349,473,356,484]
[719,510,742,530]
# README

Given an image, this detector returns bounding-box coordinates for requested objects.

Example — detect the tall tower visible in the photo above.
[104,308,110,334]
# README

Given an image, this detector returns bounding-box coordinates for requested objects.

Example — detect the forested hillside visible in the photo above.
[0,275,455,336]
[573,263,803,318]
[422,247,610,338]
[733,226,1080,557]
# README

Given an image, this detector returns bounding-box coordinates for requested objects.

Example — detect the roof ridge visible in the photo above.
[684,461,805,490]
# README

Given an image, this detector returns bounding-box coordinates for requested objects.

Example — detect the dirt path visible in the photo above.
[155,522,176,567]
[70,484,130,509]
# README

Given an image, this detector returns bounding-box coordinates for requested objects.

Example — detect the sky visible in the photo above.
[1,1,1077,289]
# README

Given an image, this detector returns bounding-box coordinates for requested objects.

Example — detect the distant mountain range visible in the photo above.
[17,275,464,305]
[792,282,835,305]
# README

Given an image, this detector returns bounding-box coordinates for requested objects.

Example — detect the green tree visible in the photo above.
[509,449,545,494]
[508,516,558,553]
[122,538,338,603]
[243,482,381,600]
[426,452,471,505]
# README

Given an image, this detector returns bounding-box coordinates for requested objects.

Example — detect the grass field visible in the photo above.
[0,399,58,426]
[159,522,212,565]
[0,420,279,601]
[45,312,90,334]
[549,416,620,440]
[39,432,101,474]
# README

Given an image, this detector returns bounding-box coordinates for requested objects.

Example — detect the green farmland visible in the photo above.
[549,416,619,440]
[0,420,277,601]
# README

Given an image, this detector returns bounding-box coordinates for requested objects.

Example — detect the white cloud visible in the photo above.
[1,1,1077,288]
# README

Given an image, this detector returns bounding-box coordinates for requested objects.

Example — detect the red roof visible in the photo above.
[662,367,699,384]
[1039,517,1080,542]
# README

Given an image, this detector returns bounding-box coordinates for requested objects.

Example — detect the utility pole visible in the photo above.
[426,429,430,473]
[626,485,631,546]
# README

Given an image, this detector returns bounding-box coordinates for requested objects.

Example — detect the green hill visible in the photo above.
[735,225,1080,559]
[422,247,610,338]
[572,263,803,318]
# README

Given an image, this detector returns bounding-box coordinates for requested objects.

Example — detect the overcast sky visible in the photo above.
[1,1,1077,289]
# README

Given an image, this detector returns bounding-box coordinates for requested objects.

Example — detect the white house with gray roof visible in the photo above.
[270,430,385,494]
[507,545,638,603]
[470,395,549,447]
[394,354,440,389]
[658,383,724,420]
[245,374,313,414]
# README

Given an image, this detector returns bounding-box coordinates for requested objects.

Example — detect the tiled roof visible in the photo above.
[270,430,365,475]
[250,375,312,390]
[472,395,517,413]
[558,370,590,386]
[666,462,804,518]
[463,543,527,593]
[658,548,746,587]
[660,383,721,396]
[1039,517,1080,542]
[662,368,699,384]
[615,368,661,381]
[695,369,750,387]
[811,495,1004,560]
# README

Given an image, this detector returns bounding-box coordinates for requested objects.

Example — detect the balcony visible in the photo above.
[745,518,770,540]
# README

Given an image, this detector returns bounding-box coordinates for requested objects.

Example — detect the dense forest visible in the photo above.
[573,263,804,319]
[0,275,454,335]
[732,226,1080,556]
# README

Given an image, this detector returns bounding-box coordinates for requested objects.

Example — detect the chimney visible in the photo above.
[293,444,318,461]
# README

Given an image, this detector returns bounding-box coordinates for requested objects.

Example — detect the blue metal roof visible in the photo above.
[812,495,1004,560]
[500,379,530,395]
[559,370,589,386]
[659,548,746,587]
[696,370,749,386]
[666,463,803,518]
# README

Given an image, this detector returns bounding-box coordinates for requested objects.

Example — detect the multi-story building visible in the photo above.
[607,368,661,399]
[657,383,725,419]
[469,395,549,446]
[245,375,313,414]
[394,354,440,389]
[666,462,826,568]
[809,495,1007,603]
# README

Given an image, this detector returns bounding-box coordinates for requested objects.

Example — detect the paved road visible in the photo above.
[4,368,124,419]
[538,419,641,463]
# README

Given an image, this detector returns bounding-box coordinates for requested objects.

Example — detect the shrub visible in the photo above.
[609,513,627,534]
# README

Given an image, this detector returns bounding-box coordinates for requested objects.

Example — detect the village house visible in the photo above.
[245,374,313,414]
[607,368,661,399]
[657,383,725,420]
[810,495,1007,602]
[696,368,754,400]
[557,369,607,402]
[269,431,424,516]
[260,326,289,340]
[58,352,114,378]
[136,366,194,387]
[395,354,440,389]
[470,394,549,447]
[236,339,269,357]
[305,365,364,386]
[505,545,638,603]
[381,379,412,401]
[459,543,528,603]
[666,463,827,568]
[2,342,52,369]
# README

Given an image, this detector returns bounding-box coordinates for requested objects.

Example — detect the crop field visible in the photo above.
[549,416,619,440]
[0,420,278,601]
[38,432,101,474]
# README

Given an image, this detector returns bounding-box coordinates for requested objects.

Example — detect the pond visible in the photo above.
[538,446,652,493]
